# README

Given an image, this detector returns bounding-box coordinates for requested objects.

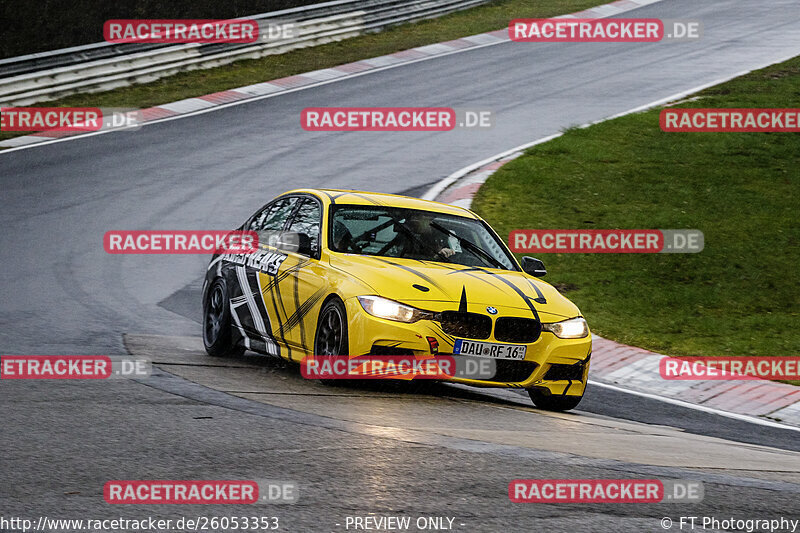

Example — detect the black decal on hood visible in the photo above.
[523,277,547,304]
[465,267,542,321]
[375,258,449,297]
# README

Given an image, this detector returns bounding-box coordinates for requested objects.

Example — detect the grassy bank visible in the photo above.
[473,56,800,358]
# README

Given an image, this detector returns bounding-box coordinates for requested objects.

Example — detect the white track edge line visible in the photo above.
[422,132,562,201]
[425,51,800,427]
[589,380,800,432]
[424,48,800,202]
[423,69,763,201]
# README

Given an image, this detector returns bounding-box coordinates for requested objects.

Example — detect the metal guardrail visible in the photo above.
[0,0,493,106]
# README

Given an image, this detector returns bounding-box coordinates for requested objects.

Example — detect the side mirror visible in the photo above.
[521,256,546,277]
[277,232,313,256]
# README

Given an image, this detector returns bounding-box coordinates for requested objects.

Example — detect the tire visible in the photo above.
[203,278,245,358]
[313,298,349,385]
[527,387,584,411]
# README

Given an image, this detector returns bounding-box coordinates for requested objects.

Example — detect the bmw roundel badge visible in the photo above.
[486,306,498,315]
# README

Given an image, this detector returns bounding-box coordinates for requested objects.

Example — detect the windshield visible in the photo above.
[329,205,517,270]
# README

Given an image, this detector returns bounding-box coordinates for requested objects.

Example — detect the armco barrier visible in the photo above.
[0,0,492,106]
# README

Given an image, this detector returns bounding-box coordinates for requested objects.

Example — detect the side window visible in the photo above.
[248,197,298,246]
[285,198,322,255]
[248,204,274,232]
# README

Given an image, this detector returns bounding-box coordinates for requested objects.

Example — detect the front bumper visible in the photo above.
[344,296,591,396]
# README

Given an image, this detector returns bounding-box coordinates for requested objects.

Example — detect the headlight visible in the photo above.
[357,295,431,323]
[542,317,589,339]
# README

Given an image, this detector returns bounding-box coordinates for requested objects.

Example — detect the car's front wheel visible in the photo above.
[527,387,584,411]
[203,278,245,358]
[314,298,349,385]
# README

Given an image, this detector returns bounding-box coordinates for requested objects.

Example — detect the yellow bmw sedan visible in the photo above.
[202,189,591,410]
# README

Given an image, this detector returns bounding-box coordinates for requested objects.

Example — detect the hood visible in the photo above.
[328,254,580,322]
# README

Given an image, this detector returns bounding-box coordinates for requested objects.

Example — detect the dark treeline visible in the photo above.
[1,0,324,59]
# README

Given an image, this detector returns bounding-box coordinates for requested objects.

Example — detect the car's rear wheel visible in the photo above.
[527,387,584,411]
[314,298,349,385]
[203,278,245,358]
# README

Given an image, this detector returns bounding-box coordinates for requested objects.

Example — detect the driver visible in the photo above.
[391,214,455,260]
[332,220,357,252]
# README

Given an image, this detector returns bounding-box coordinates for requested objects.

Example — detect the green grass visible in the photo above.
[0,0,604,144]
[473,56,800,359]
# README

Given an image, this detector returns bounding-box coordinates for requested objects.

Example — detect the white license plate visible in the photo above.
[453,339,527,360]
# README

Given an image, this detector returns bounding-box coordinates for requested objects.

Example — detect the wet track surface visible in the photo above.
[3,337,799,531]
[157,286,800,453]
[2,0,800,529]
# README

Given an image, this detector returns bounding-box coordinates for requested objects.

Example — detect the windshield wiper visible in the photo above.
[429,221,507,270]
[365,212,453,262]
[393,217,454,262]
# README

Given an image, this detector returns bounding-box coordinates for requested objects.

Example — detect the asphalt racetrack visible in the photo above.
[2,0,800,531]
